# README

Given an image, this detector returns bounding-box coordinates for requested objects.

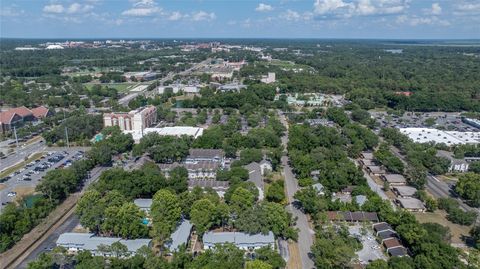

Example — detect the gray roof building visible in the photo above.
[186,149,224,163]
[381,174,407,185]
[312,183,325,195]
[56,233,151,257]
[355,195,368,206]
[203,231,275,251]
[396,198,426,212]
[392,186,417,198]
[134,199,152,213]
[244,162,264,200]
[165,219,193,252]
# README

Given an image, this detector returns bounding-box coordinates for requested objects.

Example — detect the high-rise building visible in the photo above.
[103,105,157,132]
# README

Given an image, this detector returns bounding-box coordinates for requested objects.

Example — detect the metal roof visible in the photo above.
[166,219,193,252]
[203,231,274,247]
[134,199,152,210]
[56,233,151,253]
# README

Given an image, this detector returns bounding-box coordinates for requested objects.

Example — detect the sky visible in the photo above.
[1,0,479,39]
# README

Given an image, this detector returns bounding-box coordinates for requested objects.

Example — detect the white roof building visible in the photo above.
[399,128,480,146]
[56,233,151,257]
[203,231,275,251]
[125,126,204,143]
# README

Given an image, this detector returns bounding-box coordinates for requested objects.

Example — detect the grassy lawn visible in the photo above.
[413,211,472,244]
[0,152,44,178]
[84,83,136,93]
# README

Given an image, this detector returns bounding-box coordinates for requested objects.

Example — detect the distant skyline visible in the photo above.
[1,0,479,39]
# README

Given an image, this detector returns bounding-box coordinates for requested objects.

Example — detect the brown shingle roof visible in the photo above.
[31,106,49,118]
[383,238,402,249]
[9,106,32,118]
[0,111,18,124]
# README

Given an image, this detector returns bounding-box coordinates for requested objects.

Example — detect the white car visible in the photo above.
[7,192,17,197]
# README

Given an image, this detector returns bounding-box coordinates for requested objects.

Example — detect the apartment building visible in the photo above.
[103,105,157,132]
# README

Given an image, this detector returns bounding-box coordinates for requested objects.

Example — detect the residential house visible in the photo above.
[312,183,325,195]
[56,233,151,257]
[392,186,417,198]
[326,211,379,222]
[366,165,386,176]
[165,219,193,253]
[159,161,219,180]
[188,180,229,197]
[202,231,275,251]
[244,162,264,201]
[355,195,368,207]
[186,149,225,167]
[381,174,407,186]
[396,198,426,212]
[259,159,272,175]
[134,199,152,213]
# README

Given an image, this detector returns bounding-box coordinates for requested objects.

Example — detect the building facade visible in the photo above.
[103,105,157,132]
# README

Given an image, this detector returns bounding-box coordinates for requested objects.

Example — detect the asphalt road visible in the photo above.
[17,215,80,269]
[0,140,46,171]
[278,111,315,269]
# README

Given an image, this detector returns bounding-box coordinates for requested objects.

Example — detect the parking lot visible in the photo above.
[0,149,84,212]
[348,224,387,265]
[371,111,478,132]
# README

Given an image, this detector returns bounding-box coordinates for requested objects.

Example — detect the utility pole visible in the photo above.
[63,110,70,148]
[13,126,19,149]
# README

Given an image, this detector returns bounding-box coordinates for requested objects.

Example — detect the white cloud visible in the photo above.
[256,3,273,12]
[313,0,408,19]
[43,3,94,14]
[455,1,480,15]
[284,9,301,21]
[0,6,25,17]
[122,0,162,16]
[122,7,161,16]
[43,4,65,14]
[66,3,94,14]
[431,3,442,15]
[191,11,216,21]
[396,14,450,27]
[168,11,183,21]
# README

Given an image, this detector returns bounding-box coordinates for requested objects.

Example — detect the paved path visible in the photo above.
[278,111,315,269]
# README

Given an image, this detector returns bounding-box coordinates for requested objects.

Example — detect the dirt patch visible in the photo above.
[413,211,471,244]
[0,184,6,191]
[287,241,302,269]
[12,186,36,205]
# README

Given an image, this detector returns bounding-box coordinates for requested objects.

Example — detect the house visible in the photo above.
[259,159,272,175]
[310,170,320,180]
[396,198,426,212]
[383,238,403,251]
[436,150,469,173]
[341,186,355,194]
[381,174,407,186]
[373,222,394,235]
[186,149,225,166]
[377,230,398,243]
[188,180,229,197]
[260,72,276,84]
[355,195,368,207]
[31,106,52,119]
[361,152,374,160]
[56,233,151,257]
[0,111,23,133]
[360,159,375,166]
[134,199,152,213]
[388,246,409,257]
[202,231,275,251]
[392,186,417,198]
[326,211,379,222]
[9,106,34,121]
[366,165,386,176]
[165,219,193,253]
[159,161,219,180]
[312,183,325,195]
[244,162,264,201]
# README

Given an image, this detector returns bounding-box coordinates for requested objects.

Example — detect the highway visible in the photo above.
[278,111,315,269]
[119,58,212,106]
[0,140,46,172]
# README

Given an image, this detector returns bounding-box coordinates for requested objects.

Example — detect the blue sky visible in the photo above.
[1,0,479,39]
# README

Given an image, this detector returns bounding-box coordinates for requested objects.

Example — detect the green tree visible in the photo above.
[245,260,273,269]
[190,199,216,235]
[151,189,182,244]
[455,173,480,207]
[229,187,255,214]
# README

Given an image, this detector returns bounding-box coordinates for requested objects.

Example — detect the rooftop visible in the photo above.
[166,219,193,252]
[388,246,408,257]
[56,233,151,253]
[203,231,274,247]
[134,199,152,210]
[397,198,425,210]
[392,186,417,197]
[326,211,379,222]
[382,174,407,184]
[373,222,393,233]
[383,238,402,249]
[399,128,480,146]
[188,149,224,159]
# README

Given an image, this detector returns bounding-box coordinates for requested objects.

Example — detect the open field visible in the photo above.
[84,83,136,92]
[413,211,471,244]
